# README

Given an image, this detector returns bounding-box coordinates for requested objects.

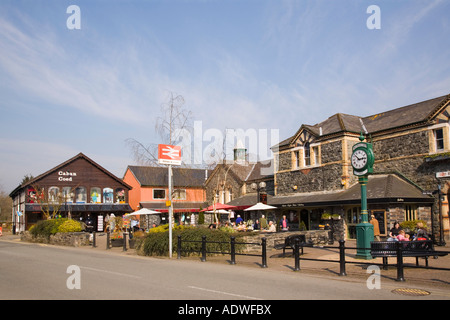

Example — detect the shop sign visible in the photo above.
[158,144,182,165]
[58,171,77,181]
[436,171,450,178]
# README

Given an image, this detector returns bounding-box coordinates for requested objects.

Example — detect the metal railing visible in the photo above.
[293,239,450,282]
[177,235,268,268]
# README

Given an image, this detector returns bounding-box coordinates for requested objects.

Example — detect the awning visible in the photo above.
[140,201,209,213]
[125,208,160,216]
[270,174,434,208]
[25,203,133,213]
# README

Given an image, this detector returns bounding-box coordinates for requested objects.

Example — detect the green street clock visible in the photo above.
[351,135,374,176]
[352,132,375,259]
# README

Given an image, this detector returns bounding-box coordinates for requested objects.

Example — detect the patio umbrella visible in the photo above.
[125,208,160,216]
[201,203,237,211]
[205,209,230,214]
[244,202,277,211]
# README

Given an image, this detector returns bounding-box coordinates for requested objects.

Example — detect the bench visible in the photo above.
[274,234,312,257]
[370,240,448,269]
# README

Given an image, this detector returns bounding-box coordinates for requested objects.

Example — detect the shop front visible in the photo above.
[10,153,132,231]
[270,174,435,240]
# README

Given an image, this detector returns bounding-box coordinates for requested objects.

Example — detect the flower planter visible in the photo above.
[110,238,124,247]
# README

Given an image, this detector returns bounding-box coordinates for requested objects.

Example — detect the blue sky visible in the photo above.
[1,0,449,192]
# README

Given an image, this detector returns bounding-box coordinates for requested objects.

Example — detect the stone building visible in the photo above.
[271,94,450,243]
[204,142,274,223]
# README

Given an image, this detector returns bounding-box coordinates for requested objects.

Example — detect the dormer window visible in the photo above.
[304,142,311,166]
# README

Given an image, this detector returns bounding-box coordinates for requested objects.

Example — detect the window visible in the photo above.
[312,146,320,165]
[228,188,233,202]
[173,189,186,200]
[28,187,37,203]
[304,142,311,166]
[405,205,417,221]
[153,189,166,200]
[116,188,125,203]
[75,187,87,203]
[435,128,444,151]
[293,150,301,169]
[103,188,114,203]
[90,187,101,203]
[48,187,59,203]
[62,187,74,203]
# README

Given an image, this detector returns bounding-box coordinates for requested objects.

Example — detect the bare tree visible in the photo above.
[126,91,193,166]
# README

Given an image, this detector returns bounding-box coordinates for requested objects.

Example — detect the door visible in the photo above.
[371,210,386,236]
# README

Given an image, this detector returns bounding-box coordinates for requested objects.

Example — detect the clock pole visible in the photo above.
[353,132,374,259]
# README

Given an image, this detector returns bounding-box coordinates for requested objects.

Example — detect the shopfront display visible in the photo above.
[10,153,132,230]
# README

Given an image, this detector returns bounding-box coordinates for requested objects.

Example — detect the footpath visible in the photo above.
[2,231,449,296]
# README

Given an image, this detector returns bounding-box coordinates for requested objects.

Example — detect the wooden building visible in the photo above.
[9,153,132,232]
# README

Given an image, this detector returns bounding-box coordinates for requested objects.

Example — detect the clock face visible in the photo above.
[352,149,368,169]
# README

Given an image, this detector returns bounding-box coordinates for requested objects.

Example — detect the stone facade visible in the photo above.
[21,231,91,247]
[242,230,332,253]
[272,94,450,242]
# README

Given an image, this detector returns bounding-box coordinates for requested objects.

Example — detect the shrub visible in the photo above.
[30,219,66,240]
[139,227,245,257]
[58,219,82,233]
[400,220,427,232]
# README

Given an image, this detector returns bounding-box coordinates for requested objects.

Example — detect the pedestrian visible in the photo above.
[266,221,276,232]
[235,215,243,225]
[280,215,289,231]
[369,214,381,241]
[388,221,402,241]
[413,222,429,241]
[260,214,268,230]
[253,219,260,230]
[397,230,410,241]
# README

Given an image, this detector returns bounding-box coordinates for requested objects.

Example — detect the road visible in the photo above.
[0,240,449,303]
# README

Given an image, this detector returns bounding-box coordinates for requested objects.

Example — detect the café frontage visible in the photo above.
[9,153,132,232]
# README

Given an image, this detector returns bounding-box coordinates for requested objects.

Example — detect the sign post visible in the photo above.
[158,144,182,258]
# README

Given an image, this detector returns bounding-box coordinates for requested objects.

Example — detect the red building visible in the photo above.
[123,166,211,225]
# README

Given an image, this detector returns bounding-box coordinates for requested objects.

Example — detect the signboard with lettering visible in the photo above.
[158,144,182,166]
[436,171,450,178]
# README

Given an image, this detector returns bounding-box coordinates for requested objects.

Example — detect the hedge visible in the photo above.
[138,226,247,257]
[29,218,82,240]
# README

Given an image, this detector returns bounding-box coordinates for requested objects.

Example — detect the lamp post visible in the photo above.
[351,132,375,259]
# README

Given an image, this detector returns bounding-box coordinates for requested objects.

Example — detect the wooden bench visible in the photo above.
[274,234,312,257]
[370,240,448,269]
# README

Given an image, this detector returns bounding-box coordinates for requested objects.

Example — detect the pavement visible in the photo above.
[2,231,449,293]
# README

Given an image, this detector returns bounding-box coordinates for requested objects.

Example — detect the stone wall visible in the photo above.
[21,231,91,247]
[242,230,331,252]
[373,131,429,160]
[321,140,342,164]
[276,163,343,194]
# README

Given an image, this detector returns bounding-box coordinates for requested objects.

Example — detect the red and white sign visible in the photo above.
[158,144,182,165]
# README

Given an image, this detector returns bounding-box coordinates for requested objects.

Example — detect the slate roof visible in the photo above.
[10,153,132,196]
[227,193,274,209]
[274,94,450,150]
[269,174,433,207]
[126,166,212,188]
